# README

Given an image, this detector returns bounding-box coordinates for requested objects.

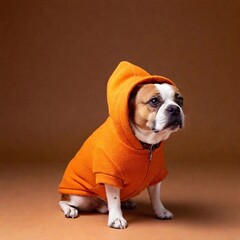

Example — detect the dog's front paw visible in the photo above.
[108,217,128,229]
[156,208,174,220]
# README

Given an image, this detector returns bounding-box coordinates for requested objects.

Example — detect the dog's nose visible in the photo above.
[166,105,180,116]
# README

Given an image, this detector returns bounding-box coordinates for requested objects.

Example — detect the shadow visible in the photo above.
[125,199,238,228]
[167,200,222,226]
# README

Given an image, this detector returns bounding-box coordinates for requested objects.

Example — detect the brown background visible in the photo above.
[1,0,240,239]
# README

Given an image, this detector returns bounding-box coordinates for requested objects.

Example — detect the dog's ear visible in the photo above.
[128,84,143,123]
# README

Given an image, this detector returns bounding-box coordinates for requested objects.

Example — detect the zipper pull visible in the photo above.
[149,145,153,161]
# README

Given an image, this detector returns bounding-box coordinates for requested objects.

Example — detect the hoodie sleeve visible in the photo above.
[93,148,124,189]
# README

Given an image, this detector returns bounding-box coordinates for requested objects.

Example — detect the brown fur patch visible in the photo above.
[129,84,160,130]
[61,194,70,201]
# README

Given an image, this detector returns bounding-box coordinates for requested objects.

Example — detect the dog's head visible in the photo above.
[129,83,184,144]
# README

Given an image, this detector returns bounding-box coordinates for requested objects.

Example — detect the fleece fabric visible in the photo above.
[58,61,176,201]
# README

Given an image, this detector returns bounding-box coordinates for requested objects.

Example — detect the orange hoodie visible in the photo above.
[58,61,176,201]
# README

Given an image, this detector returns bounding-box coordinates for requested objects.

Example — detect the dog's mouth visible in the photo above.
[164,117,183,130]
[166,120,182,130]
[152,118,183,133]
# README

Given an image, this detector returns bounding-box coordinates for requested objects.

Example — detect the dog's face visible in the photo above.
[129,83,184,144]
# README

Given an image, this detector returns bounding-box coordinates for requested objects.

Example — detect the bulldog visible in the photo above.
[58,61,184,229]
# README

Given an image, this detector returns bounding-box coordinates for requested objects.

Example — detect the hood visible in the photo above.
[107,61,176,149]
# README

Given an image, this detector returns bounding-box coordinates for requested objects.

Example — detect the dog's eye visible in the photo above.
[177,96,184,107]
[149,98,161,107]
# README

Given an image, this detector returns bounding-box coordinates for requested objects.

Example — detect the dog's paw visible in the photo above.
[64,206,79,218]
[59,201,79,218]
[156,209,174,220]
[108,217,128,229]
[121,200,137,209]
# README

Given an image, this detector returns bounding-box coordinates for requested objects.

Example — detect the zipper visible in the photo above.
[139,141,160,161]
[149,145,154,161]
[122,142,161,200]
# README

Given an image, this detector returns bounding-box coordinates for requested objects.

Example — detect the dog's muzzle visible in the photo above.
[164,104,183,130]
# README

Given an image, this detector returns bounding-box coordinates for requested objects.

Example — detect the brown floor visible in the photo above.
[1,156,239,240]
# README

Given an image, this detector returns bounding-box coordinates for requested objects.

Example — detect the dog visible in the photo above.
[58,61,184,229]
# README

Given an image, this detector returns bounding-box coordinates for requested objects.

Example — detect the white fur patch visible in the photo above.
[154,83,177,132]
